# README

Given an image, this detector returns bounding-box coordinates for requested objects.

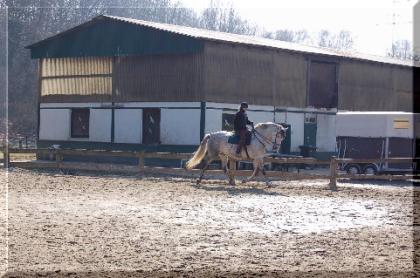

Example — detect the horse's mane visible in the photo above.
[255,122,282,130]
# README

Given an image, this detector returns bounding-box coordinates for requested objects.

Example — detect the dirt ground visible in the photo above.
[0,168,416,277]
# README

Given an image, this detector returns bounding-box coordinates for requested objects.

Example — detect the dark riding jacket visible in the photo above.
[234,110,252,133]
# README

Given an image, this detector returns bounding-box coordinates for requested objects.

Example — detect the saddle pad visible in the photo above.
[227,132,252,145]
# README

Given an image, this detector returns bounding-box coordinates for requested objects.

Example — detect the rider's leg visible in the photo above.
[236,129,246,154]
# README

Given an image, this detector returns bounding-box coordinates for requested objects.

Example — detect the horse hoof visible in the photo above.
[241,179,247,184]
[196,179,201,185]
[266,182,273,188]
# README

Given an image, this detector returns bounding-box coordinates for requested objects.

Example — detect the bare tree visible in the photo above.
[388,39,413,60]
[199,0,256,35]
[318,30,353,50]
[263,29,309,44]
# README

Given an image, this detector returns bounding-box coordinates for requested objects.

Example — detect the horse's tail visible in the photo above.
[185,134,210,170]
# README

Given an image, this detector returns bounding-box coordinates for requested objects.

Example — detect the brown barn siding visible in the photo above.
[393,67,413,111]
[339,61,395,111]
[113,53,203,102]
[273,52,307,107]
[203,42,273,105]
[203,42,307,107]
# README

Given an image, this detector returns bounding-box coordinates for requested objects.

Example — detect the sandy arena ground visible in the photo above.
[0,168,416,277]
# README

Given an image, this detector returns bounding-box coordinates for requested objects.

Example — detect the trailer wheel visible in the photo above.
[363,164,378,175]
[345,164,361,175]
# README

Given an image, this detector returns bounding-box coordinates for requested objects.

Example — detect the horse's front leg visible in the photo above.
[261,167,273,187]
[242,159,262,184]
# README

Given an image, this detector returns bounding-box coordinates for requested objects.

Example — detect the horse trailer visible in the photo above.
[336,112,418,174]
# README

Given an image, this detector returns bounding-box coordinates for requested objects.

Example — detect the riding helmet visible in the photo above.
[240,102,248,108]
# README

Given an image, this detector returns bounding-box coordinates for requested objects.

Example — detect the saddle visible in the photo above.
[227,130,252,145]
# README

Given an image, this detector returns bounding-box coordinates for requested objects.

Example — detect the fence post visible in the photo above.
[329,156,338,191]
[138,151,145,173]
[2,145,9,169]
[55,149,63,169]
[230,158,237,175]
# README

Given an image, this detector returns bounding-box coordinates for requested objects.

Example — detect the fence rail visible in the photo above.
[1,147,418,191]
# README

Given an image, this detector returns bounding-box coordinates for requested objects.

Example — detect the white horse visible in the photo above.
[186,122,288,186]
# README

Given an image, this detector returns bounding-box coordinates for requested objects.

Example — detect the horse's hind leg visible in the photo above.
[220,155,235,185]
[197,156,213,185]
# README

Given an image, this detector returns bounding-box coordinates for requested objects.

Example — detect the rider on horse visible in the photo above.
[234,102,254,154]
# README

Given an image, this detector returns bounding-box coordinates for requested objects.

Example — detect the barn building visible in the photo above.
[26,15,418,159]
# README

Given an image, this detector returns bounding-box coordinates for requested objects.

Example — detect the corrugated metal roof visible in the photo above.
[29,14,418,67]
[103,15,418,68]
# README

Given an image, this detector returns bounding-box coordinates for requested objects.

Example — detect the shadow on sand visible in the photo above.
[191,182,284,197]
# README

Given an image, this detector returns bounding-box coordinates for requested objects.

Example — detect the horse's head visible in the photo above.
[254,122,288,152]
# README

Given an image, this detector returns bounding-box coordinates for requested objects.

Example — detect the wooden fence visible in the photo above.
[1,147,418,191]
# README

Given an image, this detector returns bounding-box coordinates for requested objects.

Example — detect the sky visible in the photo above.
[179,0,417,57]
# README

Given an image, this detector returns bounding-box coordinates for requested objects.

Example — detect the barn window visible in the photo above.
[142,108,161,144]
[41,57,112,97]
[71,109,90,138]
[222,113,235,131]
[308,61,338,108]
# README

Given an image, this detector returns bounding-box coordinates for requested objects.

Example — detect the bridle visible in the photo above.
[252,127,284,152]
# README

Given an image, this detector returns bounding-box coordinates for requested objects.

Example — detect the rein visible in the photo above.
[252,128,281,151]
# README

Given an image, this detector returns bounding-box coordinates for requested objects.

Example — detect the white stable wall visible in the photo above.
[39,109,71,140]
[205,109,222,134]
[114,109,142,144]
[316,114,337,152]
[88,109,112,142]
[247,111,275,124]
[160,109,201,145]
[39,102,338,150]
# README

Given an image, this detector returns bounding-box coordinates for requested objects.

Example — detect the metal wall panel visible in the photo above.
[29,19,203,59]
[339,60,413,111]
[40,57,112,99]
[41,77,112,96]
[113,53,203,102]
[203,42,307,108]
[273,52,307,108]
[203,42,273,105]
[42,57,112,76]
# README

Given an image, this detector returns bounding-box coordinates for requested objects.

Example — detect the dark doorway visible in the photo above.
[71,108,90,138]
[222,113,235,131]
[304,122,317,147]
[308,61,337,108]
[142,108,161,144]
[280,123,291,154]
